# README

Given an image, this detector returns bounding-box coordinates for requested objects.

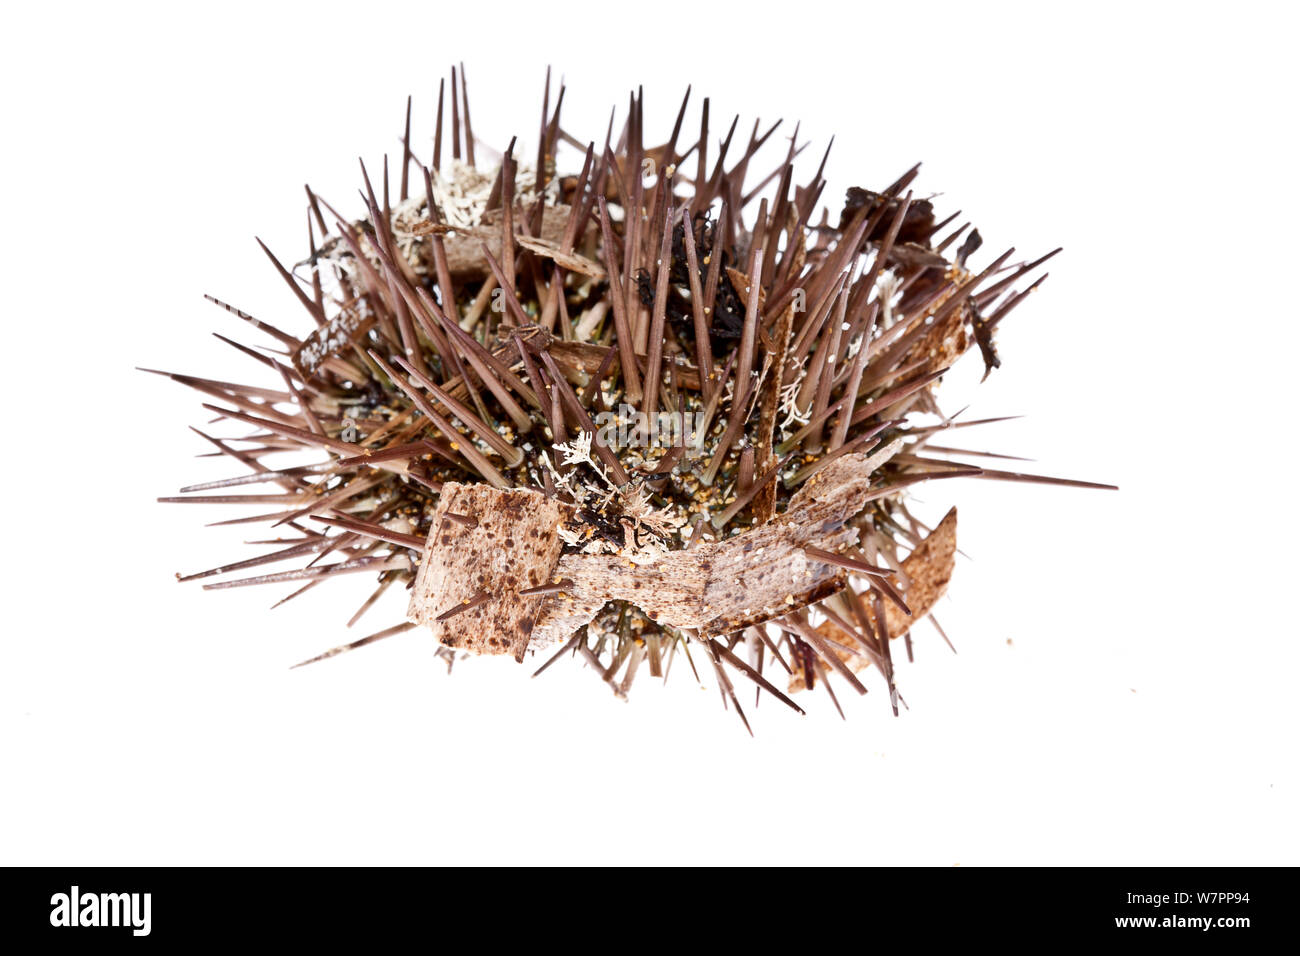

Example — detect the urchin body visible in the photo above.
[155,68,1107,724]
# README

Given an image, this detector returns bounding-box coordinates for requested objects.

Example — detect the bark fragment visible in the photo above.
[407,482,575,661]
[531,446,904,646]
[791,507,958,691]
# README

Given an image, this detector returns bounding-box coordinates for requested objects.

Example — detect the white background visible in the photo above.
[2,1,1296,865]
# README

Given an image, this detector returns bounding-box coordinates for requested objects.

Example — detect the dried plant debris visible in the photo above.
[152,67,1114,726]
[792,507,957,692]
[409,483,576,661]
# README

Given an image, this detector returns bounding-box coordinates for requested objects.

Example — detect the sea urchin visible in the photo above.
[151,67,1112,728]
